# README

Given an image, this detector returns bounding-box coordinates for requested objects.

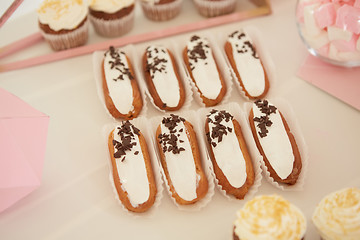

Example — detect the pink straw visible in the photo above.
[0,0,24,28]
[0,5,271,73]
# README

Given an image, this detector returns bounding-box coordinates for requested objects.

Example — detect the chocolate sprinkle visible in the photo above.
[158,114,186,155]
[253,100,277,138]
[206,109,234,148]
[105,46,134,81]
[187,35,211,70]
[145,46,168,78]
[112,121,141,161]
[229,31,259,59]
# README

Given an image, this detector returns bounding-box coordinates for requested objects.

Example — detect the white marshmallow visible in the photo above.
[327,26,353,41]
[304,3,322,36]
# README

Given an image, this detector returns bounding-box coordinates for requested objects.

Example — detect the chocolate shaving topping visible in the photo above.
[112,121,141,161]
[229,31,259,59]
[105,46,134,82]
[187,35,211,70]
[206,109,234,148]
[158,114,186,155]
[145,46,169,78]
[253,100,277,138]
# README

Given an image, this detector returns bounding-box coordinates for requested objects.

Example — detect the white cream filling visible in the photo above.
[147,46,181,108]
[89,0,134,13]
[312,188,360,240]
[113,128,149,206]
[186,37,222,100]
[38,0,88,31]
[234,195,306,240]
[253,103,294,180]
[104,49,134,115]
[160,121,197,201]
[228,30,265,97]
[208,116,247,188]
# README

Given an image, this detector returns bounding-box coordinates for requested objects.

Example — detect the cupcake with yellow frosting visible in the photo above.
[37,0,89,51]
[89,0,135,37]
[312,187,360,240]
[233,195,306,240]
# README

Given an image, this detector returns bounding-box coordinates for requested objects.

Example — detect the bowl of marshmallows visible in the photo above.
[296,0,360,67]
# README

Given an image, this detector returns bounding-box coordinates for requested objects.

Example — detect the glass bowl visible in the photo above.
[296,0,360,67]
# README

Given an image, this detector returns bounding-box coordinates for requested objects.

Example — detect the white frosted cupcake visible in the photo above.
[233,195,306,240]
[37,0,89,51]
[312,187,360,240]
[89,0,135,37]
[193,0,236,18]
[140,0,183,21]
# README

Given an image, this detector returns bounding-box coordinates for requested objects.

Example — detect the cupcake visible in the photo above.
[140,0,183,21]
[88,0,135,37]
[233,195,306,240]
[37,0,89,51]
[312,187,360,240]
[193,0,236,18]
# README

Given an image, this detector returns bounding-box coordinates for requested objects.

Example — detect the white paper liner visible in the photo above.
[133,41,193,113]
[89,10,134,38]
[92,44,148,121]
[173,32,233,108]
[192,0,236,17]
[197,102,262,201]
[244,98,309,191]
[140,0,183,21]
[149,111,215,211]
[40,18,89,51]
[219,26,277,101]
[101,117,164,217]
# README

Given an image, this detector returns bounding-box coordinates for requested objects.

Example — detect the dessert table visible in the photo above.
[0,0,360,239]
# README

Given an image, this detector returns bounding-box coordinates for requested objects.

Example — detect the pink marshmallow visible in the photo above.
[316,43,331,56]
[331,33,359,51]
[335,4,360,34]
[314,3,337,28]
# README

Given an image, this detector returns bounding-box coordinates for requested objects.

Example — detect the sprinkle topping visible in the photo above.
[253,100,277,138]
[187,35,211,71]
[206,109,233,148]
[113,121,140,162]
[158,114,186,154]
[145,46,168,77]
[105,46,134,82]
[229,30,259,59]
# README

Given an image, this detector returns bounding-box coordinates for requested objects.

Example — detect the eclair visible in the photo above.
[205,109,255,199]
[108,121,157,212]
[102,46,143,119]
[248,100,302,185]
[143,45,185,111]
[156,114,208,205]
[183,35,227,107]
[225,30,269,100]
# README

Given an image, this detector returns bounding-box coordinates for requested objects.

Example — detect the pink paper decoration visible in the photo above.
[0,88,49,213]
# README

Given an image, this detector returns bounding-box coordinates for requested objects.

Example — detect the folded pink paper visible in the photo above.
[297,54,360,110]
[0,88,49,213]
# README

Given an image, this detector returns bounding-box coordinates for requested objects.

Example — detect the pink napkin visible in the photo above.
[0,88,49,213]
[297,54,360,111]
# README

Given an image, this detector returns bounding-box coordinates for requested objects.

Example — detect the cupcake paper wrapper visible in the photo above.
[219,26,277,101]
[197,103,262,201]
[244,98,308,191]
[102,118,164,217]
[175,32,233,108]
[140,0,183,21]
[193,0,236,18]
[89,10,135,38]
[149,111,215,211]
[92,45,148,121]
[40,18,89,51]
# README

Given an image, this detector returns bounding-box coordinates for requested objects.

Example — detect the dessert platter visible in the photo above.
[0,0,360,239]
